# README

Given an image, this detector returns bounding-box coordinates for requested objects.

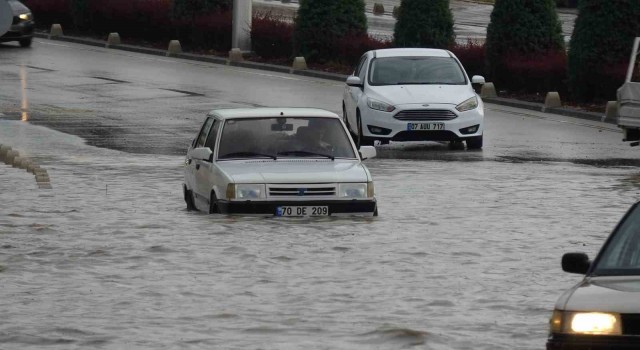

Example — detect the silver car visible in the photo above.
[0,0,34,47]
[547,201,640,349]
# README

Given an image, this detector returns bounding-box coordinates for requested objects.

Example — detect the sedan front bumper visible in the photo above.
[0,20,34,42]
[217,199,377,216]
[547,334,640,350]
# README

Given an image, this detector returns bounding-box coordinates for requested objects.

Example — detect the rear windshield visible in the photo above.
[369,56,467,86]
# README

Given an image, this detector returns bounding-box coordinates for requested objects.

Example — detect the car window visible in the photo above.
[195,117,214,148]
[369,56,467,86]
[217,117,356,160]
[204,119,220,152]
[593,204,640,276]
[354,55,368,79]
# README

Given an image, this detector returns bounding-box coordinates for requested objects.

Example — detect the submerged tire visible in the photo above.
[466,135,483,150]
[183,185,195,211]
[209,191,219,214]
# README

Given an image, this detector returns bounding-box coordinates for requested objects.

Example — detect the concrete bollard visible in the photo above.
[106,33,121,48]
[11,156,23,168]
[49,24,63,38]
[228,48,244,62]
[166,40,182,56]
[17,158,30,170]
[291,57,307,71]
[605,101,618,121]
[5,150,18,164]
[544,92,562,110]
[33,168,47,176]
[25,162,36,173]
[0,145,11,162]
[480,82,497,98]
[35,174,50,183]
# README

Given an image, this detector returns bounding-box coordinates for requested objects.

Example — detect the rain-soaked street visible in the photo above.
[2,39,640,350]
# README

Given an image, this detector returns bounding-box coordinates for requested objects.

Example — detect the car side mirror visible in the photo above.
[191,147,213,161]
[346,76,363,88]
[562,252,590,274]
[471,75,486,85]
[359,145,376,160]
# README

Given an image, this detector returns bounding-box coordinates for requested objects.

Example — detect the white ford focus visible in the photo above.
[183,108,378,216]
[342,48,486,149]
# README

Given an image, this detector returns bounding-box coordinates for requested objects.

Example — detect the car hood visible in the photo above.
[9,1,30,14]
[367,84,475,106]
[218,159,370,184]
[557,276,640,313]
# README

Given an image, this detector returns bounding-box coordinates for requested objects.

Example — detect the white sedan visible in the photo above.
[183,108,378,216]
[343,48,486,149]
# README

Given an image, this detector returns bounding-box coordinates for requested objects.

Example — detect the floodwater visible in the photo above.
[2,120,640,350]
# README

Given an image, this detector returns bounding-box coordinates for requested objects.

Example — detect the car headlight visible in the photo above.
[19,13,32,21]
[456,96,478,112]
[549,310,622,335]
[367,98,395,112]
[339,183,373,198]
[226,184,265,200]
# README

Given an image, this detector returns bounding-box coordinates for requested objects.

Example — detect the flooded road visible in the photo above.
[2,39,640,349]
[2,121,640,350]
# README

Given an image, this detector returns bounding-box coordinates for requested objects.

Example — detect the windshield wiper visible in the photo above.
[277,150,335,160]
[219,151,276,160]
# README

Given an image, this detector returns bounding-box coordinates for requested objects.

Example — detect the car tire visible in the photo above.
[183,185,196,211]
[209,190,219,214]
[356,111,374,147]
[466,135,483,150]
[373,206,378,217]
[19,38,32,48]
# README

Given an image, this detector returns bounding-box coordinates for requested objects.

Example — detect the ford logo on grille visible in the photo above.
[298,188,306,196]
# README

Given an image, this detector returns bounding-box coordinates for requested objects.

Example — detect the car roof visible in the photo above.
[208,107,340,120]
[372,48,453,58]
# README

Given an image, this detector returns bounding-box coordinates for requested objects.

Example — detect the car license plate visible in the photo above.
[407,122,445,131]
[276,206,329,217]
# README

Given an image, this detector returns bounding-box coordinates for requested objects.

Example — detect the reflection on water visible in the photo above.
[20,65,29,121]
[1,123,639,350]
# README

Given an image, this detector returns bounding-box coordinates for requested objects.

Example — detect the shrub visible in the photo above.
[450,40,486,78]
[393,0,454,49]
[373,3,384,15]
[485,0,565,90]
[392,6,399,19]
[251,12,293,60]
[502,50,567,94]
[336,34,392,66]
[171,0,231,20]
[294,0,367,63]
[21,0,73,28]
[567,0,640,102]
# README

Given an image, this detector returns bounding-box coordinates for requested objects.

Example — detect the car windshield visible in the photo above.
[593,203,640,276]
[217,117,356,160]
[369,56,467,86]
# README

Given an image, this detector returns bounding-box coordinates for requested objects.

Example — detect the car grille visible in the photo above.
[394,109,457,121]
[12,16,19,25]
[622,314,640,335]
[268,185,336,197]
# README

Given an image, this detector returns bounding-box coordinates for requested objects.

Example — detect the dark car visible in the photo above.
[547,201,640,350]
[0,0,34,47]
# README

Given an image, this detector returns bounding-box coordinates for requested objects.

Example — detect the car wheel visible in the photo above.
[183,185,195,211]
[373,206,378,217]
[209,190,219,214]
[357,112,373,147]
[466,135,483,150]
[19,38,32,48]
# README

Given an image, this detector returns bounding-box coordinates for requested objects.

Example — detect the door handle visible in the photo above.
[195,164,200,170]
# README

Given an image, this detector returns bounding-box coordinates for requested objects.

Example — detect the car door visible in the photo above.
[344,54,369,132]
[193,118,222,209]
[186,117,214,197]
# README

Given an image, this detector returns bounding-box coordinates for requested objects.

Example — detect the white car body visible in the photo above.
[342,48,485,149]
[183,108,377,216]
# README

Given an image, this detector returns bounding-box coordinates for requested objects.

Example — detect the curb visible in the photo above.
[34,32,607,123]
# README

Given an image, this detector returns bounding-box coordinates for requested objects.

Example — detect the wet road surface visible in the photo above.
[1,39,640,350]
